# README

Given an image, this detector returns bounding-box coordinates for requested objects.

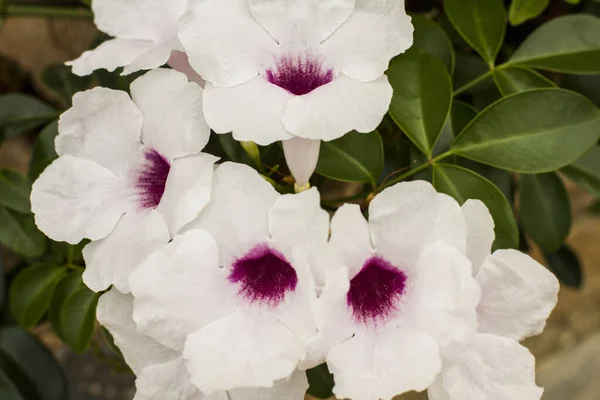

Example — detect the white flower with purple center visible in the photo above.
[31,69,216,294]
[304,181,481,400]
[427,200,560,400]
[129,162,329,393]
[178,0,413,187]
[97,288,309,400]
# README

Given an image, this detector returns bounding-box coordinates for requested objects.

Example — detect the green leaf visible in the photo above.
[59,286,100,353]
[0,95,57,141]
[49,270,84,341]
[0,257,4,312]
[432,163,518,250]
[561,145,600,196]
[508,15,600,74]
[411,14,455,74]
[509,0,549,26]
[451,101,479,136]
[41,64,92,107]
[388,51,452,157]
[520,173,571,251]
[0,170,31,214]
[316,130,384,186]
[544,245,582,288]
[9,264,67,329]
[29,121,59,181]
[306,364,335,399]
[0,368,24,400]
[492,67,555,96]
[0,327,68,400]
[444,0,507,65]
[218,133,251,165]
[451,89,600,172]
[0,207,46,259]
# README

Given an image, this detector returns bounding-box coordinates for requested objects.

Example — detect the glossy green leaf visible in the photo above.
[29,121,59,181]
[9,264,67,329]
[0,327,68,400]
[316,130,383,186]
[49,270,85,340]
[0,368,24,400]
[561,145,600,196]
[509,0,549,26]
[433,163,518,249]
[42,64,92,106]
[451,89,600,172]
[0,170,31,214]
[388,51,452,157]
[411,14,455,73]
[59,286,100,353]
[544,245,582,288]
[520,173,571,251]
[0,207,46,259]
[0,95,57,141]
[451,101,479,136]
[444,0,506,65]
[493,67,555,96]
[509,15,600,73]
[306,364,335,399]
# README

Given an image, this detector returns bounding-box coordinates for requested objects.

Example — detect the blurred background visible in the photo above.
[1,0,600,399]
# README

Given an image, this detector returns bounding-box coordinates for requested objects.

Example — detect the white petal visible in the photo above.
[93,0,186,43]
[168,51,206,86]
[130,230,230,351]
[57,87,143,176]
[228,371,309,400]
[122,45,173,75]
[66,39,153,76]
[186,162,279,266]
[429,334,543,400]
[184,312,304,393]
[156,153,218,236]
[249,0,354,46]
[328,329,441,400]
[96,289,178,376]
[329,204,373,277]
[369,180,467,268]
[179,0,277,87]
[282,137,321,188]
[203,78,294,145]
[322,0,414,82]
[282,74,392,141]
[130,68,210,159]
[476,250,559,341]
[31,156,131,244]
[82,211,170,293]
[134,358,212,400]
[462,199,495,274]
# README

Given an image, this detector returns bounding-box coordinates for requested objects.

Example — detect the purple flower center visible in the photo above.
[347,257,407,325]
[135,149,170,210]
[229,244,298,306]
[266,56,334,96]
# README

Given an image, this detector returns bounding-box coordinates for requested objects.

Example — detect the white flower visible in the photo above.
[305,181,481,400]
[31,69,216,293]
[97,288,309,400]
[129,162,329,393]
[427,200,560,400]
[67,0,197,78]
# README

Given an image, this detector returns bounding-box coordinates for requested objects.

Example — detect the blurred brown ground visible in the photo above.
[1,17,600,400]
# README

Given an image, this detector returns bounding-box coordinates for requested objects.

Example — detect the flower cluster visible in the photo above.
[30,0,560,399]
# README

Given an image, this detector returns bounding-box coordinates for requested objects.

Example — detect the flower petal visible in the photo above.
[476,250,559,341]
[328,328,441,400]
[329,204,373,277]
[228,370,309,400]
[57,87,143,176]
[156,153,218,236]
[369,180,467,269]
[66,38,153,76]
[130,68,211,160]
[203,78,294,145]
[122,45,173,75]
[82,210,170,293]
[282,74,392,141]
[322,0,413,82]
[31,156,131,244]
[462,200,495,274]
[282,137,321,188]
[179,0,277,87]
[428,334,543,400]
[96,289,178,376]
[168,51,206,86]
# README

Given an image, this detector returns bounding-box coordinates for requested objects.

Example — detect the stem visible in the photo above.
[453,69,494,96]
[379,151,453,191]
[5,5,93,19]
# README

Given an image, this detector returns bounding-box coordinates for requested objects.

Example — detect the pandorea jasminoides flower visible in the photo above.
[178,0,413,186]
[31,69,216,293]
[129,162,329,393]
[427,200,559,400]
[305,181,480,400]
[67,0,198,79]
[97,288,309,400]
